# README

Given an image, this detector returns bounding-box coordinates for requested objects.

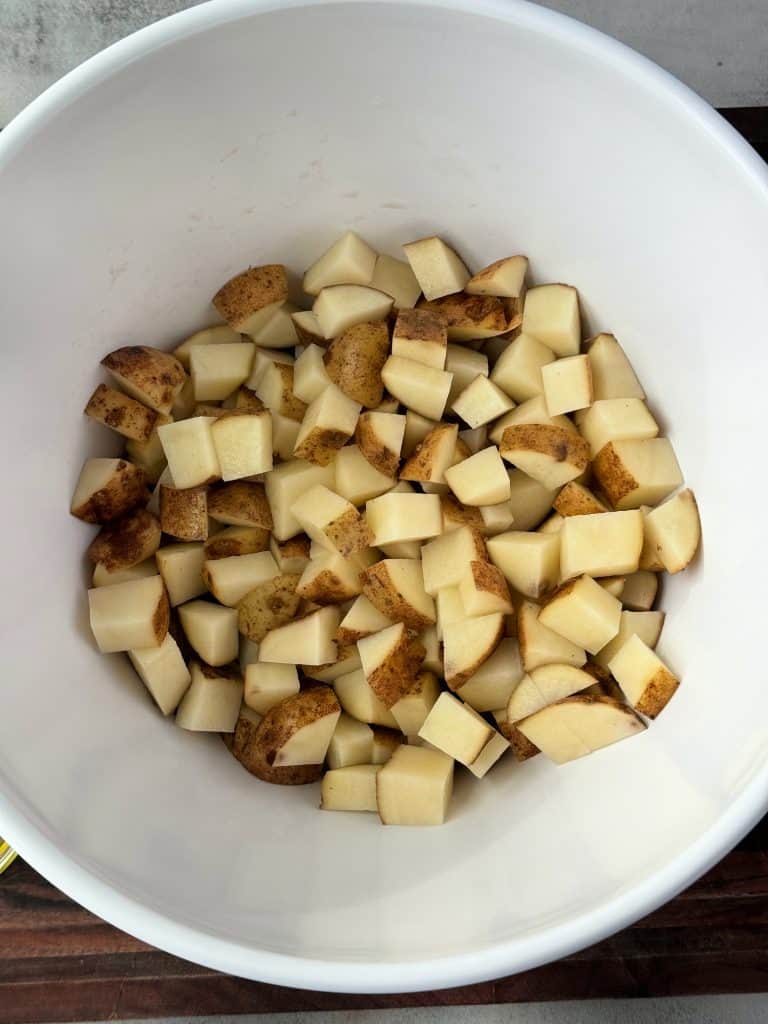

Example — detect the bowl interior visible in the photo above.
[1,0,767,990]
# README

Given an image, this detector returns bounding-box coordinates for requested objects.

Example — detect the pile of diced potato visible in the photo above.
[71,231,701,826]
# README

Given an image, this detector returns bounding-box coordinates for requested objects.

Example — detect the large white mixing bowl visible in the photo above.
[0,0,767,994]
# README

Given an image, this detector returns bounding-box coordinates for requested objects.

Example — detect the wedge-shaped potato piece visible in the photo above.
[455,637,524,712]
[452,375,514,429]
[600,576,626,599]
[621,570,659,611]
[303,230,377,295]
[292,311,327,348]
[421,525,488,594]
[189,342,255,401]
[445,446,510,506]
[71,458,148,524]
[518,600,587,671]
[594,438,683,510]
[245,347,293,392]
[84,383,158,442]
[459,426,488,455]
[554,482,608,517]
[477,501,515,536]
[586,333,645,401]
[507,663,594,722]
[517,695,644,763]
[290,483,371,556]
[402,410,438,456]
[594,608,665,668]
[355,411,406,477]
[419,692,493,765]
[159,485,207,542]
[445,344,489,405]
[560,510,643,580]
[87,508,161,572]
[337,595,393,646]
[381,355,453,421]
[173,325,243,369]
[206,482,272,534]
[326,713,374,769]
[579,398,658,458]
[443,612,504,687]
[244,661,300,714]
[391,309,447,369]
[178,599,238,666]
[370,253,421,310]
[293,383,361,466]
[366,492,441,546]
[205,525,269,560]
[542,354,593,416]
[249,301,299,349]
[334,668,399,727]
[225,709,323,785]
[296,551,363,605]
[466,255,527,298]
[490,394,577,445]
[360,559,436,630]
[313,285,393,339]
[237,573,303,642]
[609,634,679,717]
[419,293,508,341]
[540,576,621,654]
[643,489,701,573]
[124,413,171,485]
[202,550,278,607]
[497,715,541,761]
[538,512,564,534]
[466,732,510,778]
[155,542,206,606]
[212,264,288,336]
[249,686,340,771]
[377,744,454,825]
[499,470,557,532]
[175,661,242,732]
[293,344,332,404]
[260,606,340,665]
[390,670,441,736]
[490,333,555,402]
[265,460,335,540]
[333,444,396,506]
[500,424,590,490]
[253,361,306,422]
[322,764,380,811]
[270,534,311,574]
[403,236,469,301]
[324,321,389,408]
[358,623,425,708]
[459,560,514,615]
[101,346,186,415]
[400,422,458,484]
[158,416,220,489]
[442,494,485,533]
[487,532,560,600]
[521,283,580,357]
[92,558,158,588]
[127,633,191,714]
[88,575,169,653]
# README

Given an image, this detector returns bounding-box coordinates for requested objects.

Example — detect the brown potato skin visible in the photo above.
[553,482,608,517]
[101,346,186,415]
[204,526,270,559]
[500,720,540,761]
[324,321,390,407]
[85,383,158,442]
[360,563,435,631]
[394,308,446,345]
[293,427,351,467]
[366,630,426,708]
[418,293,507,332]
[160,485,208,541]
[212,265,288,329]
[324,508,372,557]
[225,711,324,785]
[207,481,273,529]
[234,387,266,412]
[400,423,457,482]
[86,508,161,571]
[592,442,637,507]
[237,573,302,642]
[71,459,148,524]
[355,413,400,477]
[440,495,484,531]
[500,424,590,473]
[296,567,358,606]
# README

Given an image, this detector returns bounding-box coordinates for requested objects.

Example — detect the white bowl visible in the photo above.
[1,0,767,994]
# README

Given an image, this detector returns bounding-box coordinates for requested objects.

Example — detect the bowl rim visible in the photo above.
[1,0,768,994]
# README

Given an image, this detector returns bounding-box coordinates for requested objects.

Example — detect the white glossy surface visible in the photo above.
[0,0,767,995]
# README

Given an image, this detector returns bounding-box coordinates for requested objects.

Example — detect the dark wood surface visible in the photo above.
[1,107,766,1024]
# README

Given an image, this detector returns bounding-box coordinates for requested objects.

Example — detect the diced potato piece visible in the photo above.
[392,309,447,369]
[127,633,190,714]
[518,600,587,672]
[489,394,577,445]
[445,446,510,506]
[419,693,493,765]
[452,375,514,428]
[270,534,310,574]
[609,634,679,717]
[459,426,488,455]
[205,526,270,560]
[487,532,560,600]
[333,667,399,729]
[303,230,377,295]
[178,600,238,666]
[467,731,510,778]
[170,378,196,420]
[254,361,306,422]
[124,414,171,485]
[202,550,278,607]
[84,383,158,442]
[71,457,148,524]
[358,623,425,708]
[594,609,665,668]
[540,576,621,654]
[86,508,161,572]
[538,512,564,534]
[158,416,221,489]
[239,301,297,350]
[267,687,342,767]
[421,525,487,594]
[371,727,403,764]
[155,542,206,607]
[173,325,242,369]
[443,612,504,687]
[294,383,361,466]
[360,559,436,630]
[88,575,169,653]
[212,264,288,336]
[466,255,527,298]
[622,570,659,611]
[445,344,488,405]
[326,713,374,769]
[176,662,242,732]
[160,485,208,542]
[500,425,590,490]
[436,586,467,641]
[542,354,593,415]
[313,285,393,339]
[442,494,485,533]
[459,560,513,616]
[501,470,558,532]
[296,551,364,605]
[370,253,421,310]
[507,663,594,722]
[190,343,255,401]
[560,510,643,580]
[390,670,441,736]
[225,696,326,784]
[419,293,508,341]
[259,606,339,666]
[455,637,524,712]
[600,576,626,599]
[291,311,327,348]
[643,489,701,573]
[554,482,608,517]
[517,695,644,763]
[403,236,469,301]
[376,744,454,825]
[321,764,380,811]
[244,661,300,714]
[92,558,158,588]
[522,284,580,357]
[381,355,453,420]
[586,333,645,400]
[245,347,294,392]
[579,398,658,458]
[366,492,442,546]
[355,411,406,477]
[337,595,393,646]
[101,346,186,415]
[400,423,458,484]
[265,460,334,541]
[237,573,301,643]
[593,438,683,510]
[516,701,590,763]
[334,444,396,505]
[293,344,332,404]
[290,484,371,557]
[402,410,438,456]
[324,321,390,408]
[204,485,269,535]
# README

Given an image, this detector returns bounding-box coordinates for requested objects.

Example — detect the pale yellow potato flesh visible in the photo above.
[370,254,422,310]
[467,732,510,778]
[490,332,555,403]
[333,668,400,728]
[522,283,580,357]
[455,638,524,713]
[158,416,221,489]
[259,606,340,665]
[381,355,453,420]
[303,230,377,295]
[326,713,374,769]
[421,525,487,594]
[608,633,680,717]
[517,601,587,672]
[541,353,593,415]
[366,492,442,546]
[128,634,191,715]
[376,744,454,825]
[444,446,510,506]
[539,576,622,655]
[244,661,300,714]
[88,575,169,653]
[264,459,336,542]
[643,489,701,573]
[559,510,644,580]
[594,609,666,668]
[190,343,255,401]
[402,236,470,301]
[487,531,560,600]
[321,764,380,812]
[176,662,243,732]
[178,599,239,667]
[586,333,645,400]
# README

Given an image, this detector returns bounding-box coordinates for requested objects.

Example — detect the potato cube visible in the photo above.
[324,320,390,408]
[498,470,556,532]
[443,611,504,687]
[173,325,242,369]
[176,662,242,732]
[459,560,514,615]
[522,283,580,357]
[421,525,487,594]
[621,570,659,611]
[92,558,158,588]
[296,551,363,605]
[418,692,493,765]
[358,622,425,708]
[251,302,300,349]
[88,575,169,653]
[293,344,332,404]
[445,446,510,506]
[538,512,564,534]
[466,731,510,778]
[518,600,587,671]
[269,534,310,574]
[402,410,438,456]
[313,285,393,339]
[554,482,608,517]
[334,444,396,505]
[290,484,371,557]
[435,586,467,641]
[178,599,238,666]
[586,333,645,400]
[402,236,469,301]
[419,293,508,342]
[489,394,577,445]
[160,485,208,541]
[355,411,406,477]
[593,609,665,668]
[442,494,485,533]
[333,668,399,728]
[202,550,278,607]
[381,355,453,421]
[237,573,302,642]
[370,253,422,310]
[452,375,514,428]
[488,532,560,601]
[643,489,701,573]
[507,663,595,722]
[212,264,288,335]
[539,576,621,654]
[360,559,436,630]
[321,764,380,811]
[466,255,527,298]
[579,398,658,458]
[542,354,593,415]
[376,745,454,825]
[127,633,191,714]
[337,595,393,646]
[206,483,272,534]
[158,416,220,489]
[326,713,374,769]
[293,383,361,465]
[155,543,206,607]
[500,424,590,490]
[190,343,255,401]
[260,606,340,665]
[71,457,148,524]
[244,661,300,714]
[303,230,377,294]
[86,508,161,572]
[84,383,158,442]
[291,310,326,348]
[245,347,294,392]
[445,344,488,405]
[265,460,335,540]
[609,634,679,717]
[560,510,644,580]
[101,346,186,415]
[366,492,442,546]
[390,670,441,736]
[593,438,683,509]
[400,422,458,484]
[254,361,306,422]
[124,413,171,485]
[205,526,270,560]
[392,309,447,369]
[455,638,524,712]
[517,695,644,763]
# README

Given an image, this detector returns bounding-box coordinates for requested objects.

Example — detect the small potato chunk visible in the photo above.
[559,510,644,580]
[245,347,294,391]
[296,551,363,605]
[467,732,510,778]
[586,333,645,401]
[391,309,447,369]
[128,633,191,714]
[176,662,243,732]
[87,508,161,572]
[156,542,206,606]
[265,460,335,540]
[442,494,485,533]
[212,264,288,336]
[579,398,659,457]
[500,424,590,490]
[366,492,442,546]
[173,325,242,369]
[322,764,380,811]
[293,383,361,466]
[178,599,239,667]
[443,612,505,687]
[125,413,172,484]
[244,661,300,714]
[290,483,372,556]
[490,333,555,403]
[293,344,332,404]
[313,285,393,339]
[643,489,701,573]
[158,416,220,489]
[243,686,341,775]
[609,634,679,717]
[594,609,665,668]
[334,444,397,505]
[303,230,377,295]
[507,663,594,722]
[260,606,340,665]
[621,570,659,611]
[292,311,327,348]
[326,713,374,769]
[518,600,587,672]
[248,301,300,349]
[70,457,148,524]
[490,394,577,444]
[517,695,644,764]
[102,346,186,415]
[542,354,593,415]
[334,668,399,728]
[160,485,208,541]
[487,532,560,600]
[539,576,622,654]
[466,255,527,298]
[504,470,558,532]
[369,724,402,763]
[381,355,453,421]
[403,236,470,301]
[459,560,514,616]
[376,745,454,826]
[337,595,394,646]
[455,638,524,712]
[360,559,436,630]
[84,383,158,442]
[237,572,302,642]
[254,361,306,422]
[402,410,438,456]
[92,558,158,588]
[419,293,509,341]
[370,253,422,310]
[452,375,514,428]
[554,482,608,517]
[189,343,255,401]
[390,670,441,736]
[202,550,279,606]
[205,525,270,560]
[479,501,515,536]
[324,321,389,408]
[400,422,458,484]
[270,534,311,574]
[419,692,493,765]
[445,446,510,506]
[226,710,322,785]
[207,481,273,529]
[88,575,169,653]
[593,438,683,510]
[355,411,406,477]
[445,344,489,405]
[421,525,488,594]
[521,284,580,357]
[358,623,425,708]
